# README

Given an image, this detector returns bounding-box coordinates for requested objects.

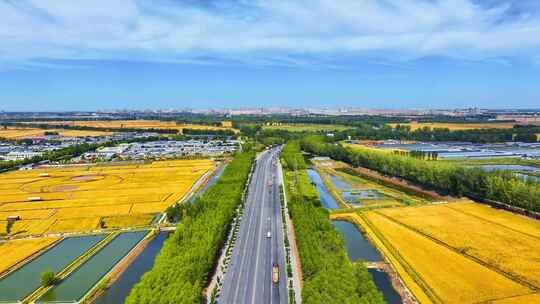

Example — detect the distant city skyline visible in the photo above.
[0,0,539,111]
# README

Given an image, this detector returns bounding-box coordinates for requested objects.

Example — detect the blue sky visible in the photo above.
[0,0,539,111]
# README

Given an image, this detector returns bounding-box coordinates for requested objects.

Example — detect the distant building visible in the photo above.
[5,151,43,161]
[496,115,540,124]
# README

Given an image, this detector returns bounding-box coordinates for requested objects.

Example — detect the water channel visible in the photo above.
[37,231,148,303]
[306,168,340,209]
[0,234,106,303]
[333,220,381,262]
[368,269,402,304]
[93,232,171,304]
[332,220,401,304]
[479,164,540,172]
[190,164,227,204]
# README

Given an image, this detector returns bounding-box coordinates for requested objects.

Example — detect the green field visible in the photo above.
[262,123,351,132]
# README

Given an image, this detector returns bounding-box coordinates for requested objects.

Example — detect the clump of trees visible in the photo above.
[181,128,236,137]
[5,220,15,234]
[300,136,540,212]
[126,151,254,304]
[40,270,58,286]
[165,202,189,223]
[407,150,439,160]
[281,142,384,304]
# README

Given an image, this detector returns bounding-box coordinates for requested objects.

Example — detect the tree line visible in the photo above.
[331,123,539,143]
[181,128,236,137]
[281,141,384,304]
[126,151,254,304]
[300,136,540,212]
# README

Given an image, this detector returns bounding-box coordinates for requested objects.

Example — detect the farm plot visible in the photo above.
[27,120,237,133]
[0,159,213,236]
[379,203,540,288]
[0,127,112,139]
[356,202,540,303]
[262,123,351,132]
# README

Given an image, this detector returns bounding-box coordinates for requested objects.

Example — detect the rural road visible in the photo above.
[219,147,288,304]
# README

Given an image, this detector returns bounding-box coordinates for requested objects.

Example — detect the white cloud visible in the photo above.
[0,0,540,67]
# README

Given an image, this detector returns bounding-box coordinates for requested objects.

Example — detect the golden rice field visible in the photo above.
[0,127,112,139]
[102,214,155,228]
[26,120,237,133]
[388,122,515,131]
[492,292,540,303]
[0,159,213,236]
[347,202,540,303]
[0,237,59,274]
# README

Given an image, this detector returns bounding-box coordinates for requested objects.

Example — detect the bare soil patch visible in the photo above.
[52,185,79,192]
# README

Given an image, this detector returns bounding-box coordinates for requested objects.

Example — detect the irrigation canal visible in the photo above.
[333,220,402,304]
[93,231,171,304]
[332,220,382,262]
[306,168,340,209]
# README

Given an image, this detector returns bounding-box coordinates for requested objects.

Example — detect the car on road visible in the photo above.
[267,231,272,238]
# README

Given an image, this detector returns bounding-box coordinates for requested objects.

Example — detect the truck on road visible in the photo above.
[272,264,279,284]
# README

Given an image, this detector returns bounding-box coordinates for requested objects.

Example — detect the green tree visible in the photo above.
[40,270,57,287]
[6,220,14,234]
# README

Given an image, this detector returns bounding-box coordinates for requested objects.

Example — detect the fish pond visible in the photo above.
[327,174,353,190]
[341,190,385,206]
[0,234,106,303]
[37,231,148,303]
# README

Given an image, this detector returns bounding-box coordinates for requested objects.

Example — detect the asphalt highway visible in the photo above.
[220,147,288,304]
